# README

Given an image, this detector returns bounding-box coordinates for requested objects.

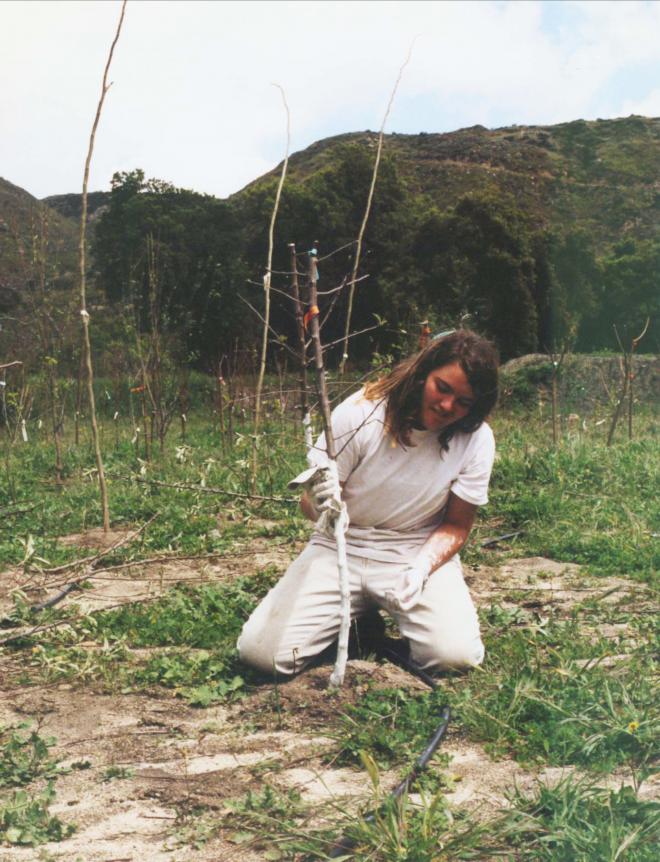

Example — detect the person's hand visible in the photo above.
[386,559,433,613]
[288,465,343,529]
[308,468,341,518]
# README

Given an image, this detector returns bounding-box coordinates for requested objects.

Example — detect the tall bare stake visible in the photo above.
[79,0,127,531]
[251,85,291,492]
[338,43,415,375]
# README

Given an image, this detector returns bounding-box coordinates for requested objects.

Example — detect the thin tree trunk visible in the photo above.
[140,385,151,461]
[307,251,351,689]
[48,366,63,485]
[217,361,226,452]
[551,369,558,445]
[74,347,84,445]
[606,362,629,447]
[627,365,634,440]
[78,0,126,532]
[608,318,649,446]
[288,243,311,449]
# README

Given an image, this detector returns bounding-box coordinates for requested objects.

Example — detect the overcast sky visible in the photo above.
[2,0,659,200]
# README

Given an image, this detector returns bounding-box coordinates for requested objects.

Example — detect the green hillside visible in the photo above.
[244,116,659,252]
[225,115,659,359]
[43,190,111,223]
[0,177,78,313]
[1,115,658,370]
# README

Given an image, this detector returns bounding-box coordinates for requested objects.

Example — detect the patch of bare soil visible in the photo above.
[0,535,296,620]
[0,661,417,862]
[239,660,429,732]
[466,556,649,616]
[1,556,654,860]
[59,528,137,550]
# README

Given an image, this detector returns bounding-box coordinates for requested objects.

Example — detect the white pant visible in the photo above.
[237,543,484,675]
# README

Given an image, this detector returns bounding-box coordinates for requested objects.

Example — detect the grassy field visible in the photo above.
[0,389,658,860]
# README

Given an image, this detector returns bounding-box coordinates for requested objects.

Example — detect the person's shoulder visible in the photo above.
[334,388,385,420]
[451,421,495,455]
[473,421,494,445]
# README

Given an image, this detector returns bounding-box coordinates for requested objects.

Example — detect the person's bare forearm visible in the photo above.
[415,492,477,576]
[415,523,470,575]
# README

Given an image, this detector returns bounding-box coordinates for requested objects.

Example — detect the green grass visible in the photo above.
[191,772,660,861]
[479,416,659,582]
[2,400,657,577]
[333,687,451,770]
[1,395,658,856]
[333,621,657,780]
[452,617,658,776]
[488,779,660,862]
[19,574,278,703]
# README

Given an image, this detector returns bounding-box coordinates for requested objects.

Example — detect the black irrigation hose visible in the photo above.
[327,653,451,859]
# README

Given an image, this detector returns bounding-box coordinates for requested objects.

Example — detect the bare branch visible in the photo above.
[317,273,369,297]
[339,39,416,373]
[632,316,650,348]
[321,322,381,353]
[252,85,291,493]
[29,514,160,612]
[317,240,358,263]
[238,295,300,361]
[116,474,297,503]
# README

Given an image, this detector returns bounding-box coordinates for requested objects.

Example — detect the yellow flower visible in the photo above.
[627,721,639,734]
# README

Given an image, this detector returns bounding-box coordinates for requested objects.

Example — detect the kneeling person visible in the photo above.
[238,329,499,676]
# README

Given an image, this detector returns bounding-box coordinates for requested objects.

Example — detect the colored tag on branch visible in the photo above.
[304,305,320,330]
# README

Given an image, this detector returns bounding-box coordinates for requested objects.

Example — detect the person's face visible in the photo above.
[419,362,475,432]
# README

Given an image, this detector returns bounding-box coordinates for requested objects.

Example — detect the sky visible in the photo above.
[2,0,659,200]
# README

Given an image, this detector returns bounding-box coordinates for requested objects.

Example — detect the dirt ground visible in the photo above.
[0,539,655,861]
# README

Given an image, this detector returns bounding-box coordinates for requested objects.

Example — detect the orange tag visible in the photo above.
[130,385,145,394]
[303,305,320,330]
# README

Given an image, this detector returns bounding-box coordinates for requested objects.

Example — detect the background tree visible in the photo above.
[93,170,252,367]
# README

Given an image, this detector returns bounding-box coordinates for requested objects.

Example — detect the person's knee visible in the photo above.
[413,634,485,672]
[237,627,300,677]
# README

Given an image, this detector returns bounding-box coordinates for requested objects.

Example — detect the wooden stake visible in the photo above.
[339,42,415,375]
[251,85,290,492]
[78,0,127,532]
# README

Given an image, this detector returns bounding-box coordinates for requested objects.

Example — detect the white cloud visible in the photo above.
[620,88,660,118]
[1,0,658,199]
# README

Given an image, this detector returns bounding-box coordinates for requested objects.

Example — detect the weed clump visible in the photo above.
[0,783,75,847]
[0,726,74,847]
[0,724,60,788]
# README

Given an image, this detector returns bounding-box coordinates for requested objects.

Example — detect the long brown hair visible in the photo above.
[364,329,499,450]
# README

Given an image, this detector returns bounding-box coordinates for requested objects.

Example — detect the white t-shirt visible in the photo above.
[308,389,495,563]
